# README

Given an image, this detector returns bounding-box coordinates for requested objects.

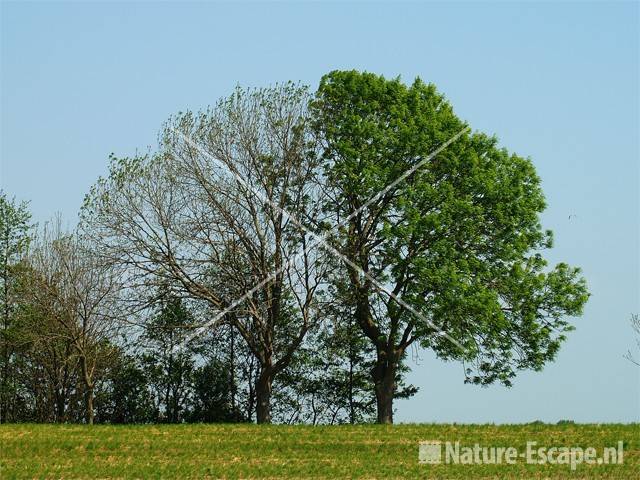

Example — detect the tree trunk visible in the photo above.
[80,356,95,425]
[1,258,10,424]
[86,385,94,425]
[55,389,66,422]
[348,352,355,424]
[255,366,273,424]
[348,316,355,424]
[229,323,236,413]
[372,351,397,424]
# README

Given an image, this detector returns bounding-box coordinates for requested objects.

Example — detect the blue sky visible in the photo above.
[1,1,638,423]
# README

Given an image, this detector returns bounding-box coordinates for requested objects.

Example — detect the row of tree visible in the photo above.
[0,70,589,424]
[0,203,385,425]
[0,202,404,425]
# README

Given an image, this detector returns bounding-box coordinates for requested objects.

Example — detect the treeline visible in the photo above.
[0,200,410,425]
[0,71,589,425]
[0,205,390,424]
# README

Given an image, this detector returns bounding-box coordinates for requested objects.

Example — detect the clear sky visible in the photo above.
[1,1,638,423]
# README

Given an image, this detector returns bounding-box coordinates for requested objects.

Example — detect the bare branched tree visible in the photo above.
[624,313,640,367]
[82,83,326,423]
[25,219,122,424]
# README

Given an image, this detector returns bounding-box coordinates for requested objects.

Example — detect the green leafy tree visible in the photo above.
[97,351,155,424]
[316,314,377,424]
[140,294,198,423]
[14,295,79,422]
[195,321,258,423]
[274,322,376,425]
[320,277,417,424]
[311,70,590,423]
[0,192,33,423]
[188,358,245,423]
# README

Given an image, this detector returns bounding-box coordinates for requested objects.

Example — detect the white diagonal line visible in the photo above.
[172,128,468,353]
[340,128,469,225]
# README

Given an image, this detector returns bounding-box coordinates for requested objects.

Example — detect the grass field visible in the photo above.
[1,423,638,479]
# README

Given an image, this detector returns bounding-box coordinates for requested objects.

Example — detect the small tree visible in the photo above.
[11,277,80,422]
[26,221,121,424]
[189,357,245,423]
[140,292,198,423]
[273,322,376,425]
[101,351,155,424]
[624,313,640,366]
[0,191,33,423]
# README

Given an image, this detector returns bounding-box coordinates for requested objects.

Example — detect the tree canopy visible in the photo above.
[311,70,589,422]
[1,72,589,425]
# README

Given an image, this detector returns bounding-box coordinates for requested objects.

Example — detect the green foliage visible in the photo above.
[0,191,33,423]
[275,277,417,425]
[0,192,32,265]
[139,294,200,423]
[188,358,245,423]
[312,70,589,391]
[97,353,155,424]
[273,319,377,425]
[137,291,248,423]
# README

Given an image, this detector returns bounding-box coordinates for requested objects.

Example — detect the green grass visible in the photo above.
[1,423,638,479]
